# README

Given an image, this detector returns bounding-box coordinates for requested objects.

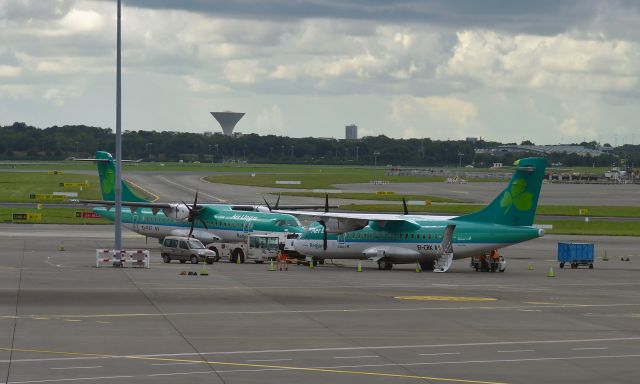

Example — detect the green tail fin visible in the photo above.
[95,151,148,202]
[457,157,546,226]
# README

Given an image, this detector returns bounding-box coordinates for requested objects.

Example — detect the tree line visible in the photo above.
[0,122,629,167]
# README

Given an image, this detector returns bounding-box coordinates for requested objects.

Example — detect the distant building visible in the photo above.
[345,124,358,140]
[466,137,478,144]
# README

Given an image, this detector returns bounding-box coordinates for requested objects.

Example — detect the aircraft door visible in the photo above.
[133,214,139,231]
[337,233,346,245]
[243,220,253,235]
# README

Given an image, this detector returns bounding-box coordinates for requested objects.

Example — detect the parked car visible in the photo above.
[160,236,216,264]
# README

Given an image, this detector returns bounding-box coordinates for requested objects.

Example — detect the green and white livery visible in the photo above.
[84,151,304,244]
[280,157,547,272]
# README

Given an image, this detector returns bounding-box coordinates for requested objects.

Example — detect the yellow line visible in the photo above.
[0,347,508,384]
[124,178,160,202]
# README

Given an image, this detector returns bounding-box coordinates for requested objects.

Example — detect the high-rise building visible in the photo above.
[345,124,358,140]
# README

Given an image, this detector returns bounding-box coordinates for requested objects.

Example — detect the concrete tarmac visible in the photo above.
[1,224,639,383]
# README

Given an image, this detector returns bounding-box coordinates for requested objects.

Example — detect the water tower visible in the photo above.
[210,111,245,136]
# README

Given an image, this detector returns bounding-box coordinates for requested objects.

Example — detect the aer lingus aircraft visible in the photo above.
[78,151,305,244]
[276,157,546,272]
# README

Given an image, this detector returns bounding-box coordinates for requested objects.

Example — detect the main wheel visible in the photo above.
[589,263,594,269]
[318,259,325,265]
[190,255,199,264]
[559,262,565,269]
[179,260,186,264]
[162,254,170,263]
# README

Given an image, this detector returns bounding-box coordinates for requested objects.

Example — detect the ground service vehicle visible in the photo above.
[558,242,594,269]
[161,236,216,264]
[207,233,290,264]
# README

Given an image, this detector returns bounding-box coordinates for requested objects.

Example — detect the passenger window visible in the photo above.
[179,241,189,249]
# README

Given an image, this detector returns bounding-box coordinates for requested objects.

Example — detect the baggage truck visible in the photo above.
[558,242,594,269]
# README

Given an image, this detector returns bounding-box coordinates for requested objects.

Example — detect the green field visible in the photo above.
[0,172,102,202]
[340,203,640,218]
[0,207,109,225]
[273,191,462,203]
[537,220,640,236]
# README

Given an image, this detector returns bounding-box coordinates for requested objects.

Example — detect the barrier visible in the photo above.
[96,249,150,268]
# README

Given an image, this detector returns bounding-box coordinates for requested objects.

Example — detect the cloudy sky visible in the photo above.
[1,0,639,144]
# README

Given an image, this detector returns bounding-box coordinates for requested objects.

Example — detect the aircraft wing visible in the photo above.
[274,210,457,223]
[77,200,174,209]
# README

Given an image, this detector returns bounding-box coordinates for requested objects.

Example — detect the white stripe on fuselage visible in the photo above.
[293,239,506,261]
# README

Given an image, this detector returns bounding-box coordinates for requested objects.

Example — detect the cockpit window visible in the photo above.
[275,218,301,227]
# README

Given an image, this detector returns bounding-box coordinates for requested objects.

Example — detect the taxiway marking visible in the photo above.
[395,296,497,302]
[159,176,226,202]
[50,366,102,370]
[0,346,508,384]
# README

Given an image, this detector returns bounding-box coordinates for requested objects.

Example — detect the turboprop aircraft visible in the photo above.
[77,151,305,246]
[276,157,546,272]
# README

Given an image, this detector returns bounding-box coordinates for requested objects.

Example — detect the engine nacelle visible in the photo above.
[162,203,190,221]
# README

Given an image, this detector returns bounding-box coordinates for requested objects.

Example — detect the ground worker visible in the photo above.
[277,251,288,271]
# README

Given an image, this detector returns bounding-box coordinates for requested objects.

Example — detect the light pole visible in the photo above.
[373,150,380,167]
[356,146,359,162]
[145,142,152,159]
[457,152,463,168]
[75,141,79,158]
[208,144,212,163]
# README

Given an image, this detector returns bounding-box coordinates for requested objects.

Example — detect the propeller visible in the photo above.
[324,194,329,213]
[319,220,328,250]
[402,197,409,215]
[184,190,208,237]
[262,197,272,212]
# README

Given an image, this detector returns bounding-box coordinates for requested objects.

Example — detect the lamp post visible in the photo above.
[457,152,463,168]
[145,142,152,159]
[373,150,380,167]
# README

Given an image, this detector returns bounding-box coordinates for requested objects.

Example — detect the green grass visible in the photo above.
[536,220,640,236]
[340,203,640,218]
[0,207,109,225]
[273,191,462,203]
[0,172,102,202]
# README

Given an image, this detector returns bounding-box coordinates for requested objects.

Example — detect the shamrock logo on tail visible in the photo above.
[500,178,533,214]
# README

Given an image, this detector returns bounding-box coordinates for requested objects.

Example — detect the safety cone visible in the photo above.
[357,261,363,272]
[415,261,422,273]
[603,250,609,261]
[59,241,64,252]
[269,260,276,271]
[199,264,209,276]
[527,263,534,271]
[236,255,241,264]
[309,260,315,269]
[547,266,555,277]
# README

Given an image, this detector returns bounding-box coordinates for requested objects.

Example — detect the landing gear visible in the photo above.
[377,259,393,270]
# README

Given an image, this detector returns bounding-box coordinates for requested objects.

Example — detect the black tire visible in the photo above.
[180,259,186,264]
[559,262,565,269]
[255,260,264,264]
[190,255,199,264]
[162,254,171,263]
[589,263,594,269]
[235,249,245,264]
[571,263,577,269]
[318,259,325,265]
[206,259,214,265]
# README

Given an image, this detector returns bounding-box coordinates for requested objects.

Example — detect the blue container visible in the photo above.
[557,242,594,269]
